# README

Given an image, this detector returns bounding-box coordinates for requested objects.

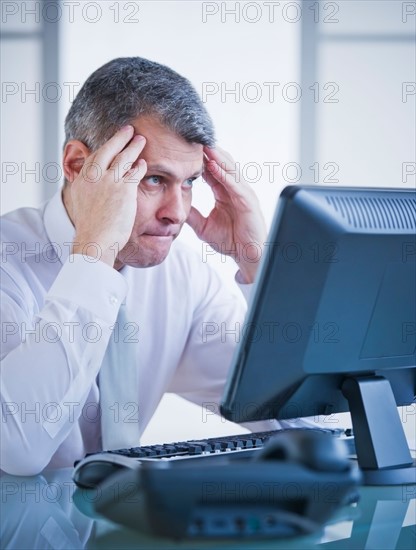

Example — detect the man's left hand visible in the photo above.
[187,146,267,284]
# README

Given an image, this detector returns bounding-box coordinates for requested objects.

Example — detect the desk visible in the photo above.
[1,469,414,549]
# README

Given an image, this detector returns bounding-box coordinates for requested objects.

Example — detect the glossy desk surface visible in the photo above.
[1,468,415,550]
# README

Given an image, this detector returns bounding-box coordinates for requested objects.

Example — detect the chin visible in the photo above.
[117,246,171,269]
[116,235,177,269]
[124,256,168,269]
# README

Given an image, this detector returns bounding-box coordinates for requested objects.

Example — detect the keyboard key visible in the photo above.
[219,441,236,451]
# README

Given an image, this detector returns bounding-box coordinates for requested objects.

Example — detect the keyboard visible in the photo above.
[73,427,354,488]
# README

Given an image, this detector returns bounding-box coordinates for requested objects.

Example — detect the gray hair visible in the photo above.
[64,57,215,152]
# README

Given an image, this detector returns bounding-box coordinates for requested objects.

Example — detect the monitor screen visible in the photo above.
[221,185,416,485]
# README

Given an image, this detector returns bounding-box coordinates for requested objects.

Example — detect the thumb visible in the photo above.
[186,206,207,238]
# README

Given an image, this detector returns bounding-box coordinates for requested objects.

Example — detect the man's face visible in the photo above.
[115,116,204,269]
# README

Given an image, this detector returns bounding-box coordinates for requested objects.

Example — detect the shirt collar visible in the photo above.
[43,187,75,265]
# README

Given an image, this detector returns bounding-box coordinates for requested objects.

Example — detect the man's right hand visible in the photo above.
[69,125,147,267]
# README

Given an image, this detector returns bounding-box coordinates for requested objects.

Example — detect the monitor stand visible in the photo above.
[342,375,416,485]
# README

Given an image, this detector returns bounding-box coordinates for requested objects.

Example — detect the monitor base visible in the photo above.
[342,375,415,487]
[361,461,416,486]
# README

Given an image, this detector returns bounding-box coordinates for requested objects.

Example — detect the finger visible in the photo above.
[186,206,207,238]
[202,168,230,202]
[205,160,243,196]
[94,125,135,169]
[110,135,146,179]
[124,158,147,185]
[204,146,237,172]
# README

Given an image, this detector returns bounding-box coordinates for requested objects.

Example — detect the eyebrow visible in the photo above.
[145,164,203,179]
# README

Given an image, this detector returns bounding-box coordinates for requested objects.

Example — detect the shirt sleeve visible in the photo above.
[0,255,127,475]
[234,271,253,303]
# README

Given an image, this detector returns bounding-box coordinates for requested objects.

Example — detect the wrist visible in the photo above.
[235,262,260,284]
[235,241,264,283]
[72,240,116,267]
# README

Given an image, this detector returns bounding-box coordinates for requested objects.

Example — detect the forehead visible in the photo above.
[132,115,203,174]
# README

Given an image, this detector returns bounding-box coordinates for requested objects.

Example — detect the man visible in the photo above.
[1,57,269,475]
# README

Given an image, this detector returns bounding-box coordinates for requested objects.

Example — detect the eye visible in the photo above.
[146,175,162,186]
[183,178,195,189]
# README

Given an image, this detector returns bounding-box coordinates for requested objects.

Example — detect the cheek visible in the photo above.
[184,191,193,211]
[136,186,159,213]
[132,192,154,229]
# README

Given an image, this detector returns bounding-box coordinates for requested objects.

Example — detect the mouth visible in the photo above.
[143,233,175,238]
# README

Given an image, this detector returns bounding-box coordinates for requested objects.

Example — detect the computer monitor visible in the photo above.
[220,185,416,485]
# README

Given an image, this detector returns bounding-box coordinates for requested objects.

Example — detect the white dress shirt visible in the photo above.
[1,189,268,475]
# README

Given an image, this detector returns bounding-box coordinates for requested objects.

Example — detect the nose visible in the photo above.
[156,186,188,225]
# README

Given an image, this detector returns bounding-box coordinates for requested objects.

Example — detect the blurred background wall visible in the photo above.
[1,0,415,443]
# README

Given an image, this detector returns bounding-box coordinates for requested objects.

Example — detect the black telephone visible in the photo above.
[87,430,361,539]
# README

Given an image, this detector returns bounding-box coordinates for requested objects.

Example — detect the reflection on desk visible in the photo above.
[0,469,415,549]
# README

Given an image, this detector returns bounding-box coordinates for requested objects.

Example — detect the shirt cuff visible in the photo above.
[46,255,128,324]
[235,271,253,303]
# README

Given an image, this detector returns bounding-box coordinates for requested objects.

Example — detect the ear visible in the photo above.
[63,140,91,184]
